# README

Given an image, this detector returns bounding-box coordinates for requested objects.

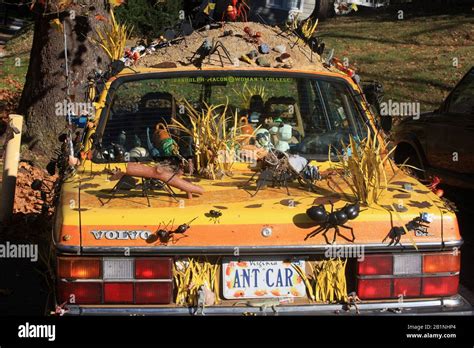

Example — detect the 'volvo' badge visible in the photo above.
[90,230,152,240]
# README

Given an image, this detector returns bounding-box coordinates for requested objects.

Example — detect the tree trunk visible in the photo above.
[18,0,111,158]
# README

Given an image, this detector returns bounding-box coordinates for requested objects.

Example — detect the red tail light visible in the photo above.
[357,252,460,300]
[57,257,174,305]
[357,279,391,299]
[357,255,392,275]
[104,283,134,303]
[135,282,173,304]
[422,276,459,296]
[135,258,172,279]
[393,278,421,297]
[58,282,102,304]
[58,258,101,279]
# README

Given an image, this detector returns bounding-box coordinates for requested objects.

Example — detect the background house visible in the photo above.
[214,0,318,24]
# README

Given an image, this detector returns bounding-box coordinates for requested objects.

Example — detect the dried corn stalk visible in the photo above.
[330,128,396,206]
[169,100,244,180]
[91,10,131,61]
[293,258,348,303]
[232,82,266,110]
[174,257,220,307]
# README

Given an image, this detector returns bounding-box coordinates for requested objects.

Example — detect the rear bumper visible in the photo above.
[64,295,473,316]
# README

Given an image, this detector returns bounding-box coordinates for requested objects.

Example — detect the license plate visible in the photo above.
[222,257,306,299]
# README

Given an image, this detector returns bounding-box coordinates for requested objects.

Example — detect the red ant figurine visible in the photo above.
[243,26,262,44]
[427,176,444,197]
[223,0,250,22]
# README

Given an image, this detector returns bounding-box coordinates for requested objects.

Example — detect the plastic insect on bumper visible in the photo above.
[304,201,360,244]
[383,212,433,246]
[152,217,198,244]
[383,226,406,246]
[206,209,222,224]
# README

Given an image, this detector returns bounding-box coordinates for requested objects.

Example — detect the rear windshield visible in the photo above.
[93,73,368,162]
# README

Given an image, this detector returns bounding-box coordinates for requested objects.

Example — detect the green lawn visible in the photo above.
[318,13,474,112]
[1,23,33,91]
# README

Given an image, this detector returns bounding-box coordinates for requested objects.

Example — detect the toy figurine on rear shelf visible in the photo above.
[153,122,178,156]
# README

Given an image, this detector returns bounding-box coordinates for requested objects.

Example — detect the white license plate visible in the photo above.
[222,257,306,299]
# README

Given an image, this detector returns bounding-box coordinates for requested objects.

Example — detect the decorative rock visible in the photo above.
[256,57,271,67]
[259,43,270,54]
[274,44,286,54]
[247,50,258,59]
[280,53,291,62]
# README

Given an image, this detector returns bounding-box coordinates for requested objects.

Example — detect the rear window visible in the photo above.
[93,72,368,162]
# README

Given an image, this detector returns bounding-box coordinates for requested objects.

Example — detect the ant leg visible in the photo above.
[304,225,325,241]
[339,225,355,242]
[321,226,332,244]
[283,176,290,196]
[331,226,340,244]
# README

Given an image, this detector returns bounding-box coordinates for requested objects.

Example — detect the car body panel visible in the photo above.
[393,67,474,187]
[52,66,467,315]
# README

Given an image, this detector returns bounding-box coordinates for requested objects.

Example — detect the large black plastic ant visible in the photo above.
[153,217,198,244]
[304,201,360,244]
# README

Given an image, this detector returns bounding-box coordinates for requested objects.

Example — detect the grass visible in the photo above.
[1,23,33,91]
[317,13,474,112]
[0,54,29,90]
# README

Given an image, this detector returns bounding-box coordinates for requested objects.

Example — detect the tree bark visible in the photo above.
[18,0,111,157]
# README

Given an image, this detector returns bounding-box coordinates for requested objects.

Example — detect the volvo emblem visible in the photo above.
[90,230,152,240]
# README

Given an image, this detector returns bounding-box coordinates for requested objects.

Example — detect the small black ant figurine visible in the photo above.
[304,201,360,244]
[156,217,198,244]
[383,226,406,246]
[206,209,222,224]
[406,213,432,236]
[383,212,432,246]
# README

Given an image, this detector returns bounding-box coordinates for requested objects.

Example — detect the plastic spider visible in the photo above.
[243,150,318,197]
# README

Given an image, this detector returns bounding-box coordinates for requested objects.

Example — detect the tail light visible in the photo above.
[57,257,173,305]
[357,251,460,300]
[423,253,460,273]
[135,258,172,279]
[357,255,392,275]
[393,278,421,297]
[104,283,134,303]
[422,276,459,296]
[135,282,173,304]
[57,282,102,304]
[58,258,101,279]
[358,279,391,299]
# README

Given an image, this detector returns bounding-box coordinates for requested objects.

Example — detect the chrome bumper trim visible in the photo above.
[56,240,463,256]
[64,295,473,316]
